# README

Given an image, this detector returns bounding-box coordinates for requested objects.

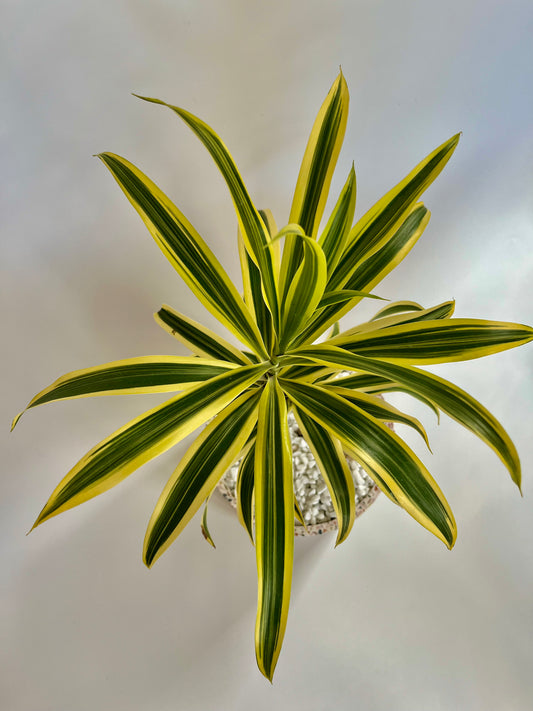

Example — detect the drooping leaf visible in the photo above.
[201,493,216,548]
[144,388,261,566]
[32,363,268,528]
[283,345,522,489]
[98,152,268,358]
[292,407,355,545]
[280,378,456,548]
[254,378,294,681]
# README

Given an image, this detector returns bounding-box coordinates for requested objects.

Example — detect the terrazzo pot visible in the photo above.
[217,411,390,536]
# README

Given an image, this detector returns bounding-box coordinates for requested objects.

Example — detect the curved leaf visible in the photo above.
[32,363,268,528]
[98,152,268,358]
[255,378,294,681]
[283,345,522,489]
[280,378,456,548]
[370,300,424,321]
[337,300,455,339]
[324,386,431,450]
[144,388,261,566]
[132,95,280,331]
[279,233,327,350]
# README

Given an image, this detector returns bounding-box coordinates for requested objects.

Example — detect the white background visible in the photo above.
[2,1,533,709]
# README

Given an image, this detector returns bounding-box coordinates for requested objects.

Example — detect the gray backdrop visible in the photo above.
[3,1,532,709]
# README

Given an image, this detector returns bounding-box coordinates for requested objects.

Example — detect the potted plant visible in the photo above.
[13,72,532,681]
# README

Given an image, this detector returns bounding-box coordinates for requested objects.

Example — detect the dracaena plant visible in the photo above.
[14,72,533,681]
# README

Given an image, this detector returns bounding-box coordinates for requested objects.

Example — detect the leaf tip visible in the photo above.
[10,411,23,432]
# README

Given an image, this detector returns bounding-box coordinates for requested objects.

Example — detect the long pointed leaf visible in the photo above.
[132,95,280,331]
[283,345,522,489]
[332,318,533,364]
[329,133,460,290]
[295,203,430,345]
[144,388,261,566]
[236,441,256,544]
[32,363,268,528]
[280,379,456,548]
[97,152,268,358]
[12,356,238,430]
[255,378,294,681]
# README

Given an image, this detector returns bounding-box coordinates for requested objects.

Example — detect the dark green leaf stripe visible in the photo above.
[281,73,348,305]
[33,363,269,528]
[239,235,275,354]
[255,378,294,681]
[155,304,251,365]
[335,319,533,364]
[325,386,431,449]
[329,133,460,290]
[280,378,456,548]
[13,356,238,427]
[318,165,356,277]
[132,96,280,331]
[144,389,261,566]
[280,235,327,350]
[237,442,256,544]
[295,204,429,346]
[284,345,522,488]
[289,75,347,237]
[98,152,268,358]
[329,373,441,421]
[292,407,355,545]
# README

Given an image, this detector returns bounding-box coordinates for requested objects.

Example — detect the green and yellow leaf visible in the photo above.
[132,96,280,331]
[280,378,456,548]
[318,165,356,276]
[144,388,261,566]
[236,441,256,544]
[255,378,294,681]
[331,318,533,364]
[97,152,268,358]
[155,304,252,365]
[12,355,239,430]
[32,363,268,529]
[295,203,430,346]
[283,345,522,489]
[329,132,460,289]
